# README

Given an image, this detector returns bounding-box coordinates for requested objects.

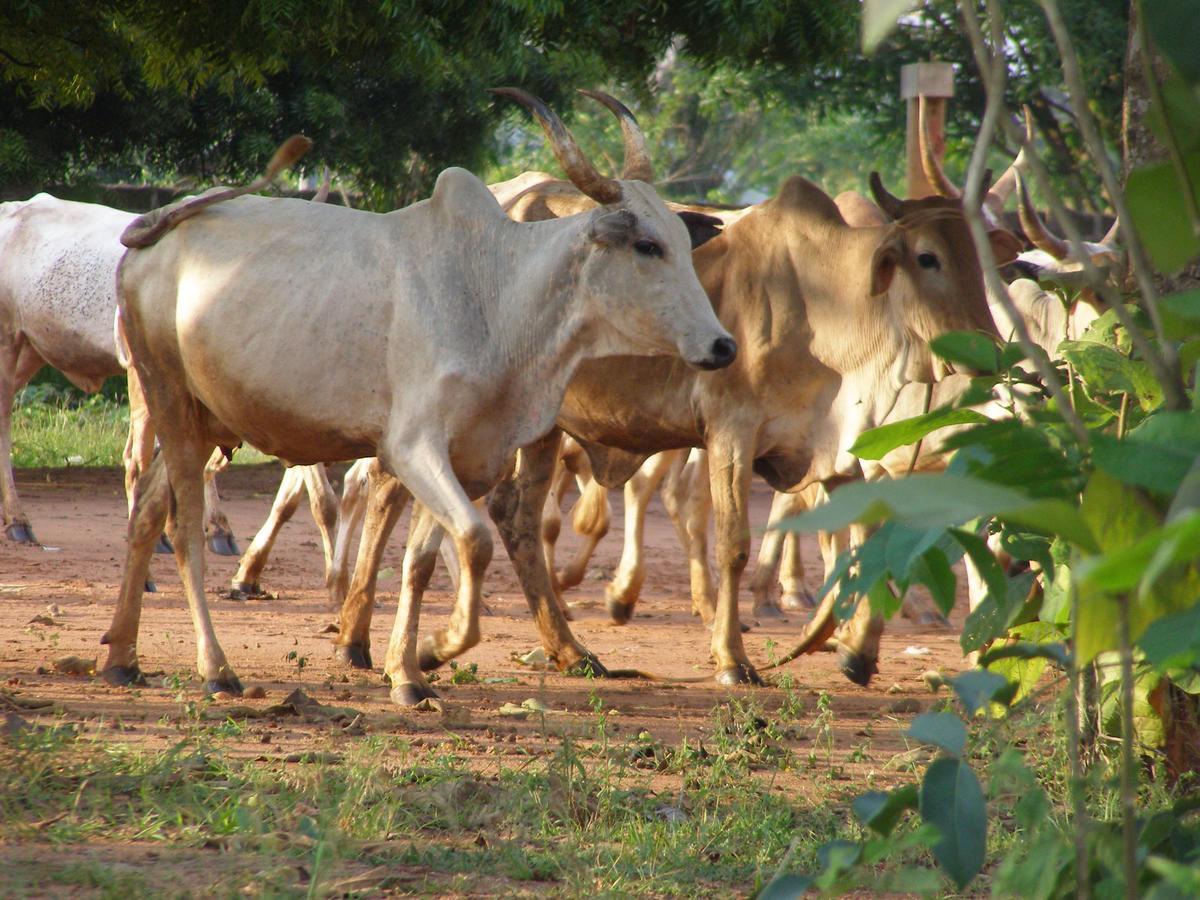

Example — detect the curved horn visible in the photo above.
[578,89,654,183]
[1098,215,1120,248]
[490,87,622,205]
[918,96,961,199]
[869,171,905,221]
[987,105,1034,209]
[313,167,332,204]
[1015,169,1070,260]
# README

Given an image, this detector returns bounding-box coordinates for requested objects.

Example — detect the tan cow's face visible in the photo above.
[578,181,736,371]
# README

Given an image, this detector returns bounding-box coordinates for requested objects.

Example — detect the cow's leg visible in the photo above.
[100,452,171,685]
[833,523,884,686]
[384,500,442,704]
[334,463,408,669]
[229,465,306,599]
[303,463,341,595]
[203,447,238,556]
[328,458,373,609]
[557,476,610,593]
[0,341,46,544]
[899,591,951,627]
[674,450,716,623]
[707,435,761,685]
[539,451,574,616]
[779,532,815,610]
[488,430,604,674]
[605,450,674,624]
[751,491,803,617]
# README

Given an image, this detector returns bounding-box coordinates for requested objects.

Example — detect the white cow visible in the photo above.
[100,91,736,705]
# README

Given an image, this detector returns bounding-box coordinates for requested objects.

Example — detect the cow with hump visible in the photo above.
[329,94,1005,688]
[101,90,736,705]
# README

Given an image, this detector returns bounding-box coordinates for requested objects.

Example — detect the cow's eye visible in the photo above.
[917,252,941,271]
[633,238,663,258]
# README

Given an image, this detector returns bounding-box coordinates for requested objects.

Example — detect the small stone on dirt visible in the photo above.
[244,685,266,699]
[26,615,58,626]
[51,655,95,676]
[887,698,922,714]
[412,697,445,713]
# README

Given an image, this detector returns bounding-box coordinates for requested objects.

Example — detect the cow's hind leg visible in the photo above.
[834,523,884,686]
[328,458,373,610]
[605,451,673,623]
[489,430,605,675]
[203,448,238,556]
[1,341,47,544]
[304,463,340,594]
[335,463,409,669]
[387,500,442,705]
[230,465,307,599]
[101,452,171,685]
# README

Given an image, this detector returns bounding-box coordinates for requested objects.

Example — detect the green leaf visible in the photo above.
[758,873,815,900]
[952,670,1010,715]
[1126,154,1200,274]
[983,626,1065,705]
[907,711,967,757]
[852,783,919,836]
[930,331,1000,374]
[919,757,987,889]
[1158,289,1200,341]
[850,405,988,461]
[861,0,918,53]
[910,546,957,616]
[1138,600,1200,670]
[1143,0,1200,86]
[978,638,1069,669]
[1076,513,1200,593]
[1092,411,1200,495]
[960,571,1035,653]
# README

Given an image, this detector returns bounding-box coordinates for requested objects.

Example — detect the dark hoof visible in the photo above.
[101,665,147,687]
[203,673,244,696]
[752,604,788,620]
[715,663,765,687]
[144,579,158,594]
[606,596,634,625]
[390,681,439,707]
[5,521,38,545]
[781,591,816,611]
[417,638,445,672]
[334,643,373,670]
[564,652,609,678]
[227,581,270,602]
[839,649,879,687]
[915,611,952,629]
[154,533,174,554]
[207,531,240,557]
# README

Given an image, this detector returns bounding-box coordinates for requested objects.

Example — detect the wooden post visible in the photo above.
[901,62,955,199]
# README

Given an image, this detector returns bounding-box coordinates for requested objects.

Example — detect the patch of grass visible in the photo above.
[12,390,129,467]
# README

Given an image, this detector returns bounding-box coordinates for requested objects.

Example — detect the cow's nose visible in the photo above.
[698,336,737,370]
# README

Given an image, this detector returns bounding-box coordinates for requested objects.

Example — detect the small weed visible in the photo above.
[448,661,480,685]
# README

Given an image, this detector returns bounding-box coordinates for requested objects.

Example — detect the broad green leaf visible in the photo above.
[910,546,957,616]
[1074,589,1121,665]
[1143,0,1200,86]
[919,757,987,889]
[852,783,919,836]
[983,626,1065,705]
[861,0,918,53]
[1126,154,1200,273]
[1138,600,1200,670]
[1058,340,1161,410]
[952,669,1010,715]
[850,405,988,461]
[816,839,862,875]
[950,528,1006,604]
[1145,856,1200,895]
[907,711,967,756]
[1080,469,1160,556]
[1092,411,1200,495]
[1158,289,1200,341]
[1076,513,1200,593]
[758,874,815,900]
[777,474,1097,551]
[930,331,1000,374]
[1098,663,1164,750]
[960,571,1035,653]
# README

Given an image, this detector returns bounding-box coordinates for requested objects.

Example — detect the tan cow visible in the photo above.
[101,91,735,705]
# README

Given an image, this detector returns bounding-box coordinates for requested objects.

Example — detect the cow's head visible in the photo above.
[492,88,736,371]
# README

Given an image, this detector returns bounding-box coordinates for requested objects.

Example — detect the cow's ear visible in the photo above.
[870,235,904,296]
[676,211,723,249]
[588,209,637,247]
[988,228,1022,266]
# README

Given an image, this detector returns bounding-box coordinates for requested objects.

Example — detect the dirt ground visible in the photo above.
[1,464,971,764]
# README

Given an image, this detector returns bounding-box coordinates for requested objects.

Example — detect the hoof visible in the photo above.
[715,663,765,687]
[839,649,878,687]
[5,521,38,545]
[203,671,244,696]
[101,665,147,687]
[334,643,373,670]
[915,610,952,628]
[417,637,445,672]
[390,681,439,707]
[228,581,269,602]
[207,530,240,557]
[144,579,158,593]
[606,596,634,625]
[564,652,609,678]
[752,604,788,620]
[154,533,174,554]
[781,591,816,611]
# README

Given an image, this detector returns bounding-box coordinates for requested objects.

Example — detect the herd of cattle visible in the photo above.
[0,90,1120,706]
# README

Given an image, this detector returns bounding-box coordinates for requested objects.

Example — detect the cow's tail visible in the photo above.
[759,582,841,671]
[113,309,133,370]
[121,135,312,249]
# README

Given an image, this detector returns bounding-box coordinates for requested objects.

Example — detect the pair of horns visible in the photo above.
[490,87,652,205]
[1016,169,1120,262]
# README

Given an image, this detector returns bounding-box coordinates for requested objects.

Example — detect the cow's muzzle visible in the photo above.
[695,336,738,371]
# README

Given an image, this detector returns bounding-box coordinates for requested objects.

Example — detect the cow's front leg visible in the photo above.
[101,453,171,685]
[334,462,409,669]
[202,447,238,556]
[751,489,815,617]
[488,430,606,675]
[833,523,884,686]
[605,450,674,623]
[707,434,762,685]
[230,465,306,599]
